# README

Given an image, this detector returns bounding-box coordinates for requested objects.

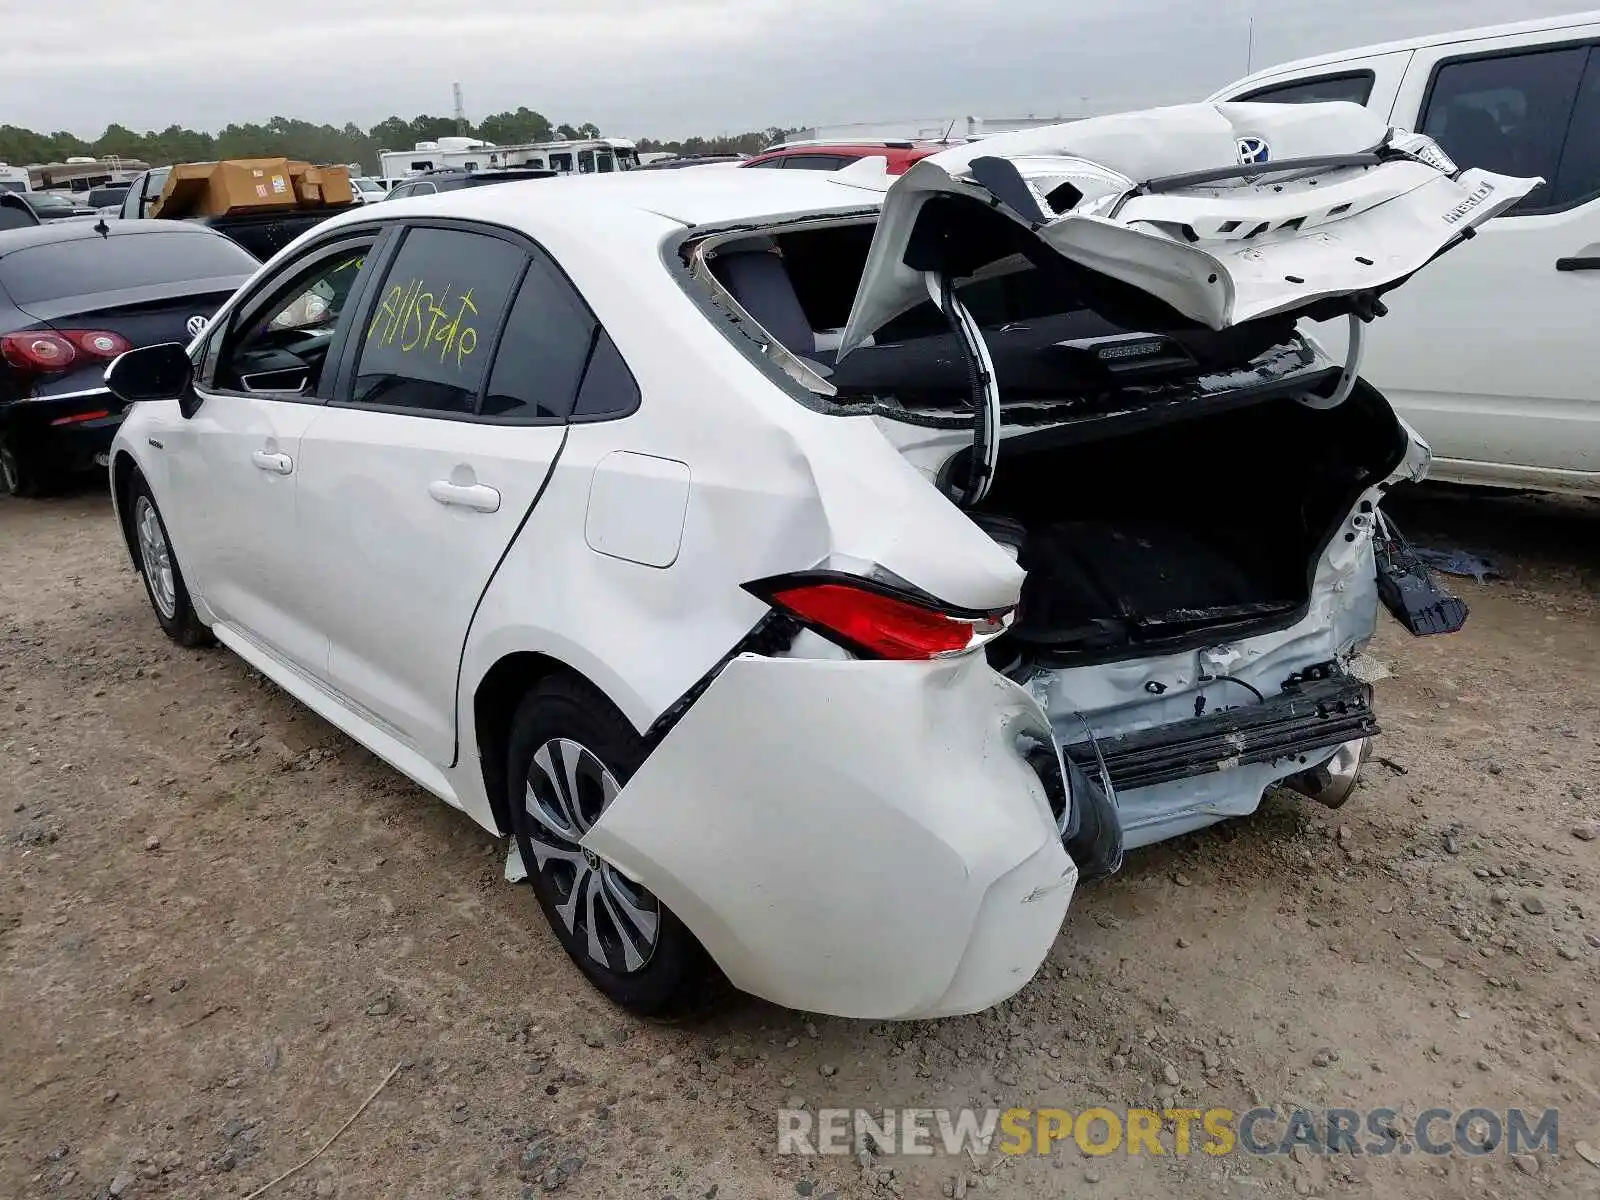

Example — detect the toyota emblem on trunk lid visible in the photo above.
[1237,136,1271,165]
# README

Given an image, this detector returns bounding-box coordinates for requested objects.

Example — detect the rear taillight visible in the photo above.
[748,573,1014,661]
[49,409,111,426]
[0,329,130,374]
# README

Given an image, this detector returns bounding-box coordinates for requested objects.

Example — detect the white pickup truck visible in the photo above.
[1213,12,1600,498]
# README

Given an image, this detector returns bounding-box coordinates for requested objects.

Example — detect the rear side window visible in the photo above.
[352,226,523,415]
[481,256,598,420]
[0,231,257,305]
[1238,71,1375,105]
[0,199,36,231]
[571,330,640,420]
[1421,45,1590,213]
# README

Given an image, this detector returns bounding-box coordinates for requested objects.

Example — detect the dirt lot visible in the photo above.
[2,484,1598,1200]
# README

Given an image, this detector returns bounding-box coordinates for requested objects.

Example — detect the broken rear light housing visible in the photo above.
[745,570,1014,661]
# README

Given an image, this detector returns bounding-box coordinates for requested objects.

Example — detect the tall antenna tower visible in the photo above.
[453,82,468,134]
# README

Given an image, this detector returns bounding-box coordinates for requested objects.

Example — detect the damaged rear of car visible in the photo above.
[580,101,1535,1019]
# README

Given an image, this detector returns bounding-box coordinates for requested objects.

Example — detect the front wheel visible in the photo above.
[507,675,717,1017]
[129,475,211,647]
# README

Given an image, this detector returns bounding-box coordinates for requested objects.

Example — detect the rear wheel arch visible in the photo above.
[473,651,645,837]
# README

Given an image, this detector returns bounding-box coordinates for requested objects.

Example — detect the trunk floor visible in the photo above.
[1012,519,1300,648]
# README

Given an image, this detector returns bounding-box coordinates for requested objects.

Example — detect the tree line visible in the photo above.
[0,111,801,173]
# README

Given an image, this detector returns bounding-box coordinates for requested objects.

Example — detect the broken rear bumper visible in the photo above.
[582,652,1077,1020]
[1061,674,1378,792]
[1061,672,1379,850]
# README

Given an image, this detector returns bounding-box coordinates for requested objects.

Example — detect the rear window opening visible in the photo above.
[696,208,1321,418]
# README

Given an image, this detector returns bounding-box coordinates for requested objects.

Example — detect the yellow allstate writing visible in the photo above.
[366,278,479,368]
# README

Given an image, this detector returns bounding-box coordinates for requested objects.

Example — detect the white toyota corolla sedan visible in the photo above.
[104,102,1530,1020]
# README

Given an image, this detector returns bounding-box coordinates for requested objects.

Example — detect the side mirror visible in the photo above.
[105,342,195,410]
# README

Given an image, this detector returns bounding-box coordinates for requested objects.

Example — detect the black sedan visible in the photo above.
[0,221,258,495]
[12,191,97,221]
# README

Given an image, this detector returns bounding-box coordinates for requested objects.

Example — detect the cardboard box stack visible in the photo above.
[153,159,356,219]
[289,163,354,207]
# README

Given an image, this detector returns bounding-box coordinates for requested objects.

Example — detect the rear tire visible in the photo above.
[507,674,718,1017]
[0,434,46,498]
[128,474,211,647]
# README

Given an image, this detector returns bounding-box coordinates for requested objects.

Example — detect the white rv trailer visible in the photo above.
[376,136,639,181]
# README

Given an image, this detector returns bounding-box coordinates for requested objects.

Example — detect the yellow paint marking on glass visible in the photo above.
[365,277,481,369]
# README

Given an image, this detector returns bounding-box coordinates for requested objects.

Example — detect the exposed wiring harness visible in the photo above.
[1194,674,1267,717]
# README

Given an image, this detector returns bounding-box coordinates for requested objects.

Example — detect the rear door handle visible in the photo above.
[1556,256,1600,272]
[428,480,501,513]
[251,450,293,475]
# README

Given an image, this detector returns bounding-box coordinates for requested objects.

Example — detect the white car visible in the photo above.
[349,176,388,204]
[102,103,1528,1020]
[1212,12,1600,497]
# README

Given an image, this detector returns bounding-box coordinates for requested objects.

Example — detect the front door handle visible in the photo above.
[428,480,501,513]
[1556,256,1600,272]
[251,450,293,475]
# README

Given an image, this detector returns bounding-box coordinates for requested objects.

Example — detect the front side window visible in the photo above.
[351,226,524,416]
[550,153,573,173]
[209,239,377,395]
[1421,45,1591,213]
[1239,71,1375,105]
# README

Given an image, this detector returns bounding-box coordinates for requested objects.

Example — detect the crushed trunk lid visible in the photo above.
[837,101,1540,358]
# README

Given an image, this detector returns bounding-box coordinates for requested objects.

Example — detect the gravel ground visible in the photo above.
[2,483,1597,1200]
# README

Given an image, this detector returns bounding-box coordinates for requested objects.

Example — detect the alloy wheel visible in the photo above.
[134,495,177,619]
[523,738,661,974]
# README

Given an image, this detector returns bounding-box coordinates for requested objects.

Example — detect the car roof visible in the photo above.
[752,143,938,159]
[336,166,884,236]
[0,217,229,259]
[1228,10,1600,85]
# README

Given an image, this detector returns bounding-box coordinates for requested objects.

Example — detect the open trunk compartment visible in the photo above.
[966,382,1408,668]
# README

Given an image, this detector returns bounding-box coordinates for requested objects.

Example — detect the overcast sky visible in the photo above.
[1,0,1588,139]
